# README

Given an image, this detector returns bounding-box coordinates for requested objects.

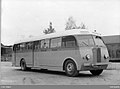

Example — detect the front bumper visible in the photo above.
[81,62,109,71]
[83,62,110,66]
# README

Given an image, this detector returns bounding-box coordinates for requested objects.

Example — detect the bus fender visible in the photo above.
[62,57,79,71]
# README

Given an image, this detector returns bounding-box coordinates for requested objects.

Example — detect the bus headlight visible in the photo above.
[104,55,108,59]
[86,54,90,60]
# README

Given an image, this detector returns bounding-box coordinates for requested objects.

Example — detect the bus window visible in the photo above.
[41,39,50,49]
[51,37,61,48]
[26,42,33,50]
[62,36,77,48]
[34,40,41,50]
[116,49,120,58]
[77,35,94,47]
[16,44,20,51]
[13,45,16,52]
[93,36,105,47]
[20,43,25,51]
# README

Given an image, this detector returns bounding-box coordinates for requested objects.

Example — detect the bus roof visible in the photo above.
[14,29,100,44]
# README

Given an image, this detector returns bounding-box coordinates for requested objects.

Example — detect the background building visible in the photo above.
[103,35,120,62]
[1,43,13,61]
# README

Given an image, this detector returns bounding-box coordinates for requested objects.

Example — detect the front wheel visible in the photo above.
[90,69,103,76]
[65,60,79,77]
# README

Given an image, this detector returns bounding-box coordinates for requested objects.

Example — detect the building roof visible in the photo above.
[1,43,4,47]
[1,43,12,48]
[102,35,120,44]
[14,29,101,44]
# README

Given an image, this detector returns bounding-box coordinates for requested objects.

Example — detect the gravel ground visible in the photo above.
[107,62,120,70]
[0,62,120,85]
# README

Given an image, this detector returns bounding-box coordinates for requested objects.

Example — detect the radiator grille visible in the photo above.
[97,48,101,62]
[93,48,101,63]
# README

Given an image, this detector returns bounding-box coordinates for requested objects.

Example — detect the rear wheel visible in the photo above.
[20,60,27,71]
[65,60,79,77]
[90,69,103,76]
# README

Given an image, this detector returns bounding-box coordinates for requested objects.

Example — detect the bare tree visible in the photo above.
[65,17,87,30]
[43,22,55,34]
[65,16,77,30]
[80,22,86,29]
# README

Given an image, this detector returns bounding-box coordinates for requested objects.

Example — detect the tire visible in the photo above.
[20,60,27,71]
[65,60,79,77]
[90,69,103,76]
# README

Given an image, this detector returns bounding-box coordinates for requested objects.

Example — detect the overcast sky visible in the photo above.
[1,0,120,45]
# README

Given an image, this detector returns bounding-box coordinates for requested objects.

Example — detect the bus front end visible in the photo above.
[83,46,109,70]
[77,35,110,75]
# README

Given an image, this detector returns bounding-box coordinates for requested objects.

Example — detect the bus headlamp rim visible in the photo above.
[104,54,108,59]
[86,54,90,60]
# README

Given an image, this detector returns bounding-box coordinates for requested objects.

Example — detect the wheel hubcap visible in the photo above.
[67,63,74,72]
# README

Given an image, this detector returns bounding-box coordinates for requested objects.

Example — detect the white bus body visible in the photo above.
[12,29,109,76]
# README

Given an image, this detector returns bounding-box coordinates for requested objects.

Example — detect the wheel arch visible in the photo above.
[20,58,25,66]
[62,57,78,71]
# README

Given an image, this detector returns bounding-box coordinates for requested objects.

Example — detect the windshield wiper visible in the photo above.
[82,42,88,46]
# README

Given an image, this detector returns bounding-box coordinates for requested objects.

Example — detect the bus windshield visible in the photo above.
[93,36,105,47]
[77,35,95,47]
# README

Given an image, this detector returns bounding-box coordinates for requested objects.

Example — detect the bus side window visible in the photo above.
[41,40,45,48]
[116,49,120,58]
[26,43,29,50]
[13,45,16,52]
[50,37,61,48]
[20,43,25,51]
[62,36,77,48]
[41,39,50,49]
[16,44,20,51]
[25,43,28,50]
[26,42,33,50]
[30,42,33,49]
[34,41,41,50]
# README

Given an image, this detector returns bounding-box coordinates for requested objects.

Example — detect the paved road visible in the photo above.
[0,62,120,85]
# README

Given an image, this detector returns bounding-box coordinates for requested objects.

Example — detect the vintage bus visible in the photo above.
[12,29,109,77]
